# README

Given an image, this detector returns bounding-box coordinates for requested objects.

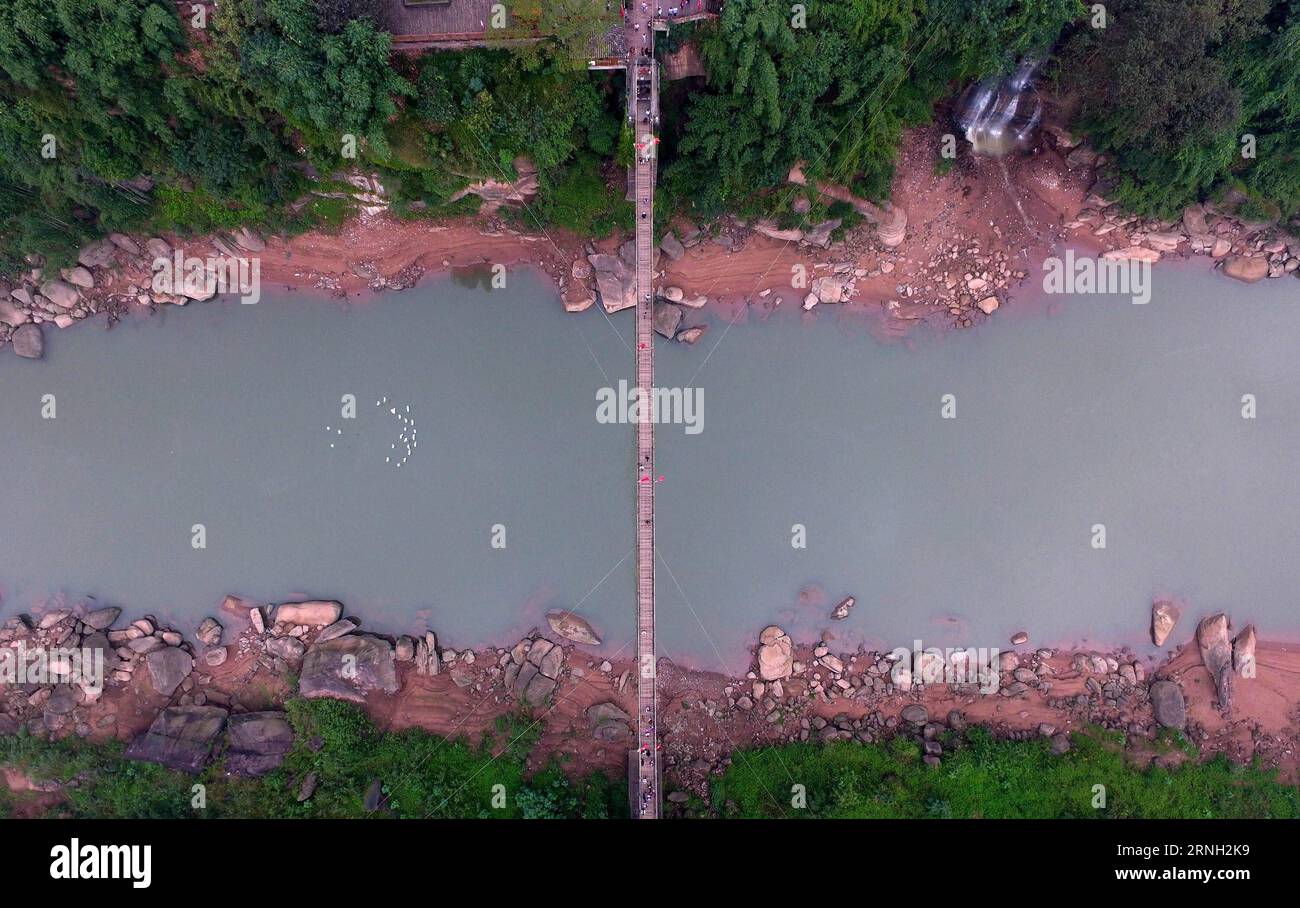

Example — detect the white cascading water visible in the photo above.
[956,60,1043,157]
[955,60,1043,236]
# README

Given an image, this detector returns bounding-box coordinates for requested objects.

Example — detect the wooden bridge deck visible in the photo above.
[629,2,660,821]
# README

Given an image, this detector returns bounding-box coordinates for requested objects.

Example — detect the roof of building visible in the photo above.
[385,0,495,41]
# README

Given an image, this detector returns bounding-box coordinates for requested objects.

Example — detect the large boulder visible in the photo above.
[445,156,539,211]
[900,704,928,726]
[107,233,141,256]
[588,702,632,743]
[660,232,686,261]
[145,647,194,697]
[512,660,558,707]
[77,239,116,269]
[1196,613,1234,712]
[273,600,342,627]
[1101,246,1161,264]
[1232,625,1257,678]
[801,218,841,249]
[299,634,398,703]
[1221,255,1269,283]
[83,606,121,631]
[1151,600,1180,646]
[224,711,294,776]
[1148,680,1186,730]
[11,324,43,359]
[587,253,636,314]
[546,610,602,645]
[876,206,907,248]
[39,279,80,310]
[677,325,707,345]
[232,226,266,253]
[523,671,557,707]
[757,626,794,681]
[0,298,28,328]
[1143,231,1184,253]
[266,636,305,662]
[653,302,683,338]
[810,275,846,304]
[195,617,223,646]
[531,639,564,680]
[752,220,804,243]
[125,706,228,773]
[317,618,358,643]
[1181,205,1209,237]
[561,272,596,313]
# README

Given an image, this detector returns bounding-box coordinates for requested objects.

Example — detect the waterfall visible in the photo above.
[955,60,1042,157]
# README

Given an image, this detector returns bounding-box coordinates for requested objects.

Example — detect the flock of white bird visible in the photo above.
[323,396,417,467]
[380,397,417,467]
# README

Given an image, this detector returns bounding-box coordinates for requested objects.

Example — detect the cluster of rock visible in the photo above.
[728,614,1260,757]
[1194,612,1255,714]
[1,229,268,359]
[307,171,390,221]
[501,636,566,707]
[0,603,227,747]
[0,605,119,738]
[880,240,1024,325]
[349,259,425,294]
[823,704,1067,766]
[1066,195,1297,283]
[567,235,709,345]
[1054,134,1300,283]
[666,607,1280,811]
[1007,647,1152,731]
[225,599,404,704]
[1142,607,1256,732]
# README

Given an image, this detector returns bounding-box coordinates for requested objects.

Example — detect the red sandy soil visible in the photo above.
[31,607,1297,798]
[79,122,1090,336]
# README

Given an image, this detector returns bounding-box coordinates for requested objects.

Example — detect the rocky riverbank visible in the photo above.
[2,120,1296,362]
[1,591,1295,815]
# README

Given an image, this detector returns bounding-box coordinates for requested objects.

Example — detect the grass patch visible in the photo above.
[711,728,1300,819]
[0,699,623,820]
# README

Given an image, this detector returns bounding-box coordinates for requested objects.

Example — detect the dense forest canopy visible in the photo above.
[665,0,1083,215]
[0,0,1296,272]
[1059,0,1300,220]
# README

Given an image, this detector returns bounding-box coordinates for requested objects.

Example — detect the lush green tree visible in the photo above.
[1061,0,1298,220]
[413,48,615,177]
[218,0,413,160]
[1236,11,1300,220]
[665,0,1083,216]
[314,0,390,35]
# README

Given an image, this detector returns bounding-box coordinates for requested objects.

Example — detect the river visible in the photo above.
[2,261,1297,670]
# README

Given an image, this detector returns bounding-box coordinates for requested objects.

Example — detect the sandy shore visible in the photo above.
[6,117,1294,360]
